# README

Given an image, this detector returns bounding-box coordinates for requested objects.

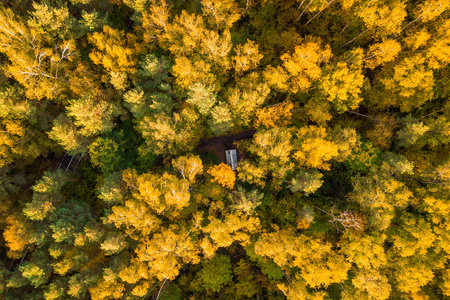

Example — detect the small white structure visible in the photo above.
[225,149,238,170]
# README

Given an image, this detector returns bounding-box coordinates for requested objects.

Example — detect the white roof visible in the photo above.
[225,149,238,170]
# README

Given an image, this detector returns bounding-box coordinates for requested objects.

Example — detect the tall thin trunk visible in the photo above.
[304,0,336,26]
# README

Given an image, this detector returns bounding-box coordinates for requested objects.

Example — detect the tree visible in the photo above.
[138,108,201,156]
[3,213,31,258]
[280,36,332,93]
[88,26,142,74]
[28,1,73,40]
[208,163,236,189]
[442,269,450,297]
[289,169,324,195]
[388,213,436,257]
[171,56,217,90]
[350,169,413,230]
[67,95,120,137]
[263,65,289,92]
[208,103,233,135]
[349,268,391,300]
[199,255,233,292]
[343,0,407,44]
[186,82,217,116]
[254,102,294,128]
[236,159,267,187]
[200,29,232,69]
[79,10,108,33]
[249,127,293,166]
[227,73,270,126]
[254,229,350,288]
[380,54,434,112]
[172,155,203,183]
[23,170,68,221]
[319,61,364,112]
[365,39,402,69]
[201,0,241,30]
[100,233,128,255]
[89,136,121,174]
[396,115,429,148]
[142,0,170,43]
[109,71,128,91]
[340,231,387,270]
[134,226,200,280]
[48,114,90,155]
[407,0,450,28]
[19,250,51,288]
[163,175,191,210]
[277,275,327,300]
[426,19,450,69]
[293,126,339,170]
[232,40,264,75]
[229,187,263,215]
[389,253,443,294]
[202,212,260,257]
[0,8,74,100]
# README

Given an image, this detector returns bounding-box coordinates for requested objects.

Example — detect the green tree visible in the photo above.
[199,255,233,292]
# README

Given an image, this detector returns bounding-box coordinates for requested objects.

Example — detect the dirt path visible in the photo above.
[198,130,256,164]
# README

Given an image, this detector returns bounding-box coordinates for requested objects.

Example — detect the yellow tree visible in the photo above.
[138,108,201,156]
[263,65,290,92]
[201,0,241,30]
[405,0,450,30]
[319,62,364,112]
[340,231,387,270]
[254,102,294,128]
[3,213,31,258]
[380,54,434,112]
[186,82,217,115]
[255,229,350,288]
[232,40,264,75]
[162,11,206,56]
[280,37,332,93]
[442,269,450,297]
[107,198,162,238]
[48,114,90,155]
[201,211,260,258]
[171,56,217,90]
[200,29,232,70]
[293,126,339,170]
[404,29,431,51]
[208,163,236,189]
[426,19,450,69]
[134,226,200,280]
[163,174,191,210]
[345,268,391,300]
[389,253,443,294]
[356,0,407,39]
[364,39,402,69]
[236,159,267,187]
[350,172,413,230]
[277,275,327,300]
[172,155,203,183]
[0,8,74,100]
[388,213,436,257]
[227,73,270,126]
[88,26,142,74]
[66,96,120,137]
[250,127,293,165]
[142,0,170,43]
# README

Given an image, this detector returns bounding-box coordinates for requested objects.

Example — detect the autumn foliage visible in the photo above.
[208,163,236,189]
[0,0,450,299]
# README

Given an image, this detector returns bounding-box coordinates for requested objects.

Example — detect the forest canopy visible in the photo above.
[0,0,449,299]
